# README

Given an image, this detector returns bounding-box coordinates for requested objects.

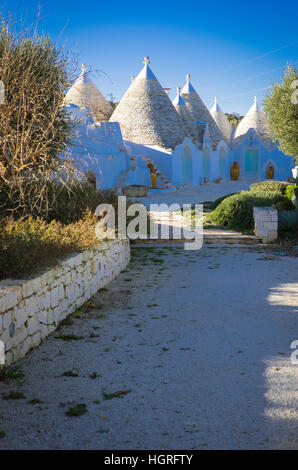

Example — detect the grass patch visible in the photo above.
[0,430,6,439]
[89,372,101,379]
[59,317,74,327]
[61,370,78,377]
[72,309,84,319]
[2,391,25,400]
[65,403,87,417]
[0,365,24,381]
[102,390,131,400]
[55,334,83,341]
[28,398,44,405]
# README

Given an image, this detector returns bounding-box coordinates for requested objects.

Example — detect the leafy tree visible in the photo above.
[225,113,244,129]
[264,65,298,163]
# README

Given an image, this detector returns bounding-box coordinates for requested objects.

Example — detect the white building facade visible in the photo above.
[62,58,294,190]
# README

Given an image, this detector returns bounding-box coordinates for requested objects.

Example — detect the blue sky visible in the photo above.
[5,0,298,114]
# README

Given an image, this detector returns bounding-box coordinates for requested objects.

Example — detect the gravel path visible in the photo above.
[0,245,297,450]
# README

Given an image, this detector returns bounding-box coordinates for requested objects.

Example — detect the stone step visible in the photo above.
[131,235,262,246]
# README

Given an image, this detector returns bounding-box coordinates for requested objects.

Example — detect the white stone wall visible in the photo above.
[253,207,278,243]
[0,240,130,366]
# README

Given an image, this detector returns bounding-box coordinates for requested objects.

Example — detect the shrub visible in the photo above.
[250,181,289,194]
[206,191,289,232]
[273,199,294,211]
[0,15,79,218]
[207,193,239,211]
[285,185,298,201]
[0,183,120,224]
[0,214,98,280]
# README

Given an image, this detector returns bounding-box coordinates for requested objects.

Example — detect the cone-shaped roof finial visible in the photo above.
[64,62,113,121]
[181,76,225,148]
[210,96,232,144]
[110,58,184,149]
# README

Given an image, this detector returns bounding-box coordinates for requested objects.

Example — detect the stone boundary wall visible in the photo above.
[0,240,130,367]
[253,207,278,243]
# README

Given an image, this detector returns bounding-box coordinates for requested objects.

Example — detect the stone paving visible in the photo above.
[0,245,297,450]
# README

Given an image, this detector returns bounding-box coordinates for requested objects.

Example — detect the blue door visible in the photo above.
[245,150,259,180]
[182,146,193,185]
[219,147,227,179]
[203,147,211,181]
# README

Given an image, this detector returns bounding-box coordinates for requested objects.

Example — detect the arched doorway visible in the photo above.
[219,147,227,179]
[203,147,211,182]
[182,145,193,185]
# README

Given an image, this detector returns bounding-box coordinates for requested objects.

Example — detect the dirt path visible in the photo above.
[0,245,297,450]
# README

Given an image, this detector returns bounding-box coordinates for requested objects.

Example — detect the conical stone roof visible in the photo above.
[234,96,273,144]
[109,57,184,149]
[64,64,113,122]
[181,74,225,149]
[172,87,205,147]
[210,97,233,144]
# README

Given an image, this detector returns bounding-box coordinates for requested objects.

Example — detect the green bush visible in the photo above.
[285,185,298,201]
[206,191,290,232]
[273,199,294,211]
[0,183,118,224]
[207,193,239,211]
[250,181,289,194]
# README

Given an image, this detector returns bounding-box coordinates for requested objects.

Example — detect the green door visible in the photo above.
[219,147,227,179]
[245,150,259,180]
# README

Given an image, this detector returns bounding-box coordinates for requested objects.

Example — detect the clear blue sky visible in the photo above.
[5,0,298,114]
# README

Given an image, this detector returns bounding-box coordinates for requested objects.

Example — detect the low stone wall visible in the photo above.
[253,207,278,243]
[0,239,130,367]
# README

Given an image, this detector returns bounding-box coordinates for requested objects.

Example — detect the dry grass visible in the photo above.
[0,212,98,280]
